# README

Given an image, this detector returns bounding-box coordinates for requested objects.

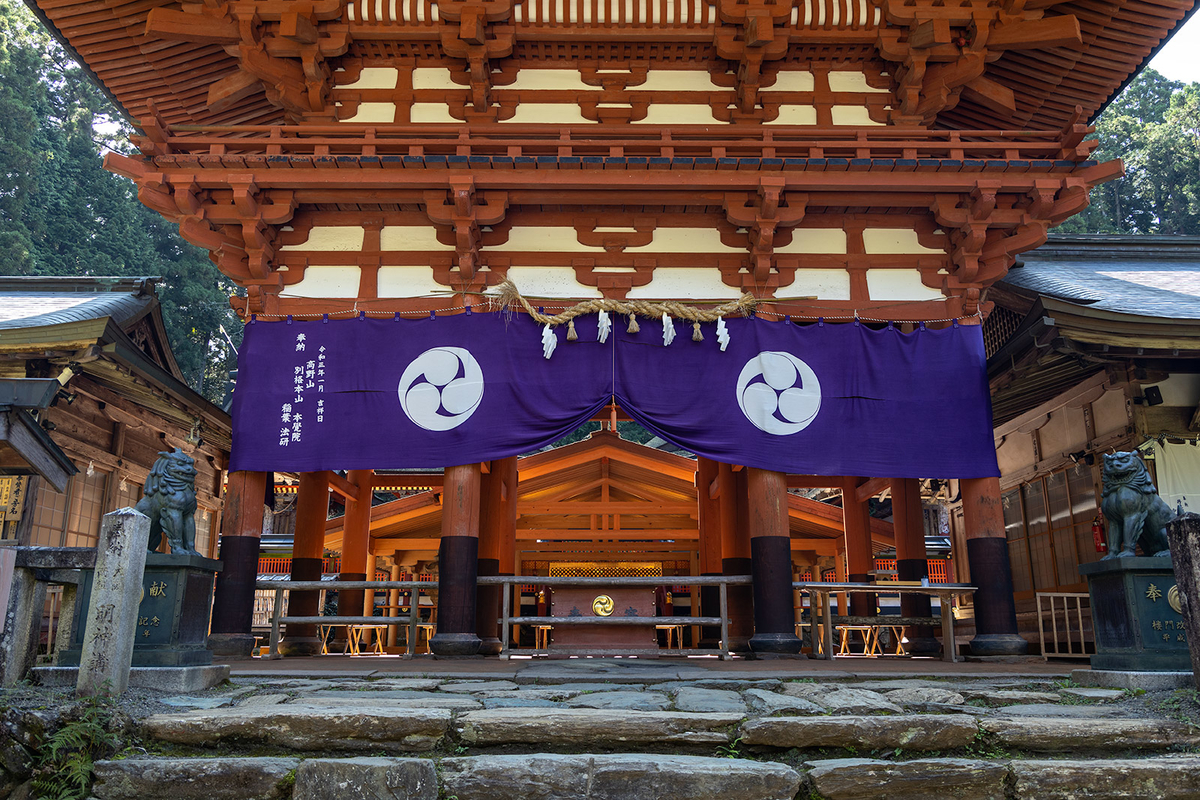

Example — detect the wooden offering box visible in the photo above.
[549,586,658,656]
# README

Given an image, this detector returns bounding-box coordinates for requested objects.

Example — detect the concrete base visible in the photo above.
[1071,668,1196,692]
[970,634,1030,656]
[31,664,230,692]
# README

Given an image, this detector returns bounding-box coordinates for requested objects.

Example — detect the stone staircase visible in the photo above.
[25,667,1200,800]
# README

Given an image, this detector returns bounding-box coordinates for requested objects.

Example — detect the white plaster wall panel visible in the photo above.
[410,103,460,123]
[506,103,593,124]
[767,105,818,125]
[768,72,816,92]
[488,227,599,252]
[280,227,365,252]
[280,266,362,298]
[625,228,744,253]
[635,105,718,124]
[380,226,453,251]
[1092,387,1130,438]
[637,71,723,91]
[865,270,942,301]
[626,269,744,300]
[377,266,452,297]
[412,68,458,90]
[343,68,400,89]
[831,105,883,126]
[828,72,890,93]
[503,267,603,298]
[506,70,597,91]
[1146,373,1200,407]
[784,269,852,300]
[997,432,1036,476]
[345,103,397,123]
[862,228,944,254]
[775,229,846,254]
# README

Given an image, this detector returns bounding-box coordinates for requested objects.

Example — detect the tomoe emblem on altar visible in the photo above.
[735,351,821,436]
[398,347,485,431]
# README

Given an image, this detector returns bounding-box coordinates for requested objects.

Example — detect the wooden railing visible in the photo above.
[151,123,1094,163]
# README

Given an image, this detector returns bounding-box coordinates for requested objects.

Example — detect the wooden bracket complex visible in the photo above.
[875,0,1082,125]
[145,0,350,121]
[723,179,807,292]
[423,179,510,287]
[437,0,516,118]
[714,0,793,118]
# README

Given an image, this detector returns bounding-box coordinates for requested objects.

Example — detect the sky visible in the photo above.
[1148,11,1200,84]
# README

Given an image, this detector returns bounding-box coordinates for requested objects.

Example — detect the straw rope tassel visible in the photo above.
[692,321,703,342]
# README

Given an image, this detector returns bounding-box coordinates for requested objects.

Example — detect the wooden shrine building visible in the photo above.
[22,0,1196,658]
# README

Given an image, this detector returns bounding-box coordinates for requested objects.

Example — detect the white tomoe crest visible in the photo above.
[398,347,485,431]
[735,351,821,435]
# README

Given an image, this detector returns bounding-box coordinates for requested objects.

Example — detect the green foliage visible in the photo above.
[29,696,122,800]
[1062,69,1200,235]
[715,736,746,758]
[1153,688,1200,727]
[0,0,241,405]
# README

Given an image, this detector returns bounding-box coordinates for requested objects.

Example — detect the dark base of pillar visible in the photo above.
[279,637,324,657]
[430,632,482,656]
[478,637,502,656]
[749,632,805,656]
[970,633,1029,656]
[206,633,255,659]
[904,636,943,656]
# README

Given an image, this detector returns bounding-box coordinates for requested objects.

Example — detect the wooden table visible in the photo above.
[797,582,976,663]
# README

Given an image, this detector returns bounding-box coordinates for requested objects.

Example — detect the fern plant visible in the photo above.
[29,696,121,800]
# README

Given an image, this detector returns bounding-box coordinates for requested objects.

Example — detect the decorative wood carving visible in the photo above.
[423,178,509,286]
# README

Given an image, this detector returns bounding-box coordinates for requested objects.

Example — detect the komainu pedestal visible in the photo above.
[60,553,222,668]
[1079,557,1190,672]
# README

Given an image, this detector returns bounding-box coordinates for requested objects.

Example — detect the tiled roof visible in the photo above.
[1002,236,1200,320]
[0,277,157,330]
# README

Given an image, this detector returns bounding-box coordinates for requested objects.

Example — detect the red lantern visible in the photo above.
[1092,514,1107,554]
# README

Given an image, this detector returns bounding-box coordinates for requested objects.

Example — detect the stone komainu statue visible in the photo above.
[1100,451,1173,560]
[136,448,199,556]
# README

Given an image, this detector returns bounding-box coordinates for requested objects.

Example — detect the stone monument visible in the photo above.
[1079,452,1187,672]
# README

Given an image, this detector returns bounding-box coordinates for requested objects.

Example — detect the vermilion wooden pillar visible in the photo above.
[476,457,516,656]
[337,469,373,625]
[841,477,876,616]
[747,468,803,655]
[696,457,723,648]
[209,470,269,658]
[962,476,1028,655]
[280,471,328,656]
[719,463,753,652]
[890,478,939,655]
[433,463,482,656]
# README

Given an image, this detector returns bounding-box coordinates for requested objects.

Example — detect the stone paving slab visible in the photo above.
[143,706,450,752]
[440,754,802,800]
[805,757,1007,800]
[673,687,748,714]
[1059,687,1127,702]
[1010,757,1200,799]
[456,709,743,745]
[92,757,299,800]
[297,696,485,710]
[563,691,670,711]
[979,717,1200,751]
[740,714,978,751]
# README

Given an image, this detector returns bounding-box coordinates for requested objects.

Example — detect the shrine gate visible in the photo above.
[24,0,1192,657]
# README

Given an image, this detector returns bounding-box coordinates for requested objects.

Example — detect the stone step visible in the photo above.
[142,705,450,752]
[456,708,743,745]
[89,754,1200,800]
[979,716,1200,752]
[740,714,978,751]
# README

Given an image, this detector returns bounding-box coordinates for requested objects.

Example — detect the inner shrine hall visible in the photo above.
[23,0,1193,658]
